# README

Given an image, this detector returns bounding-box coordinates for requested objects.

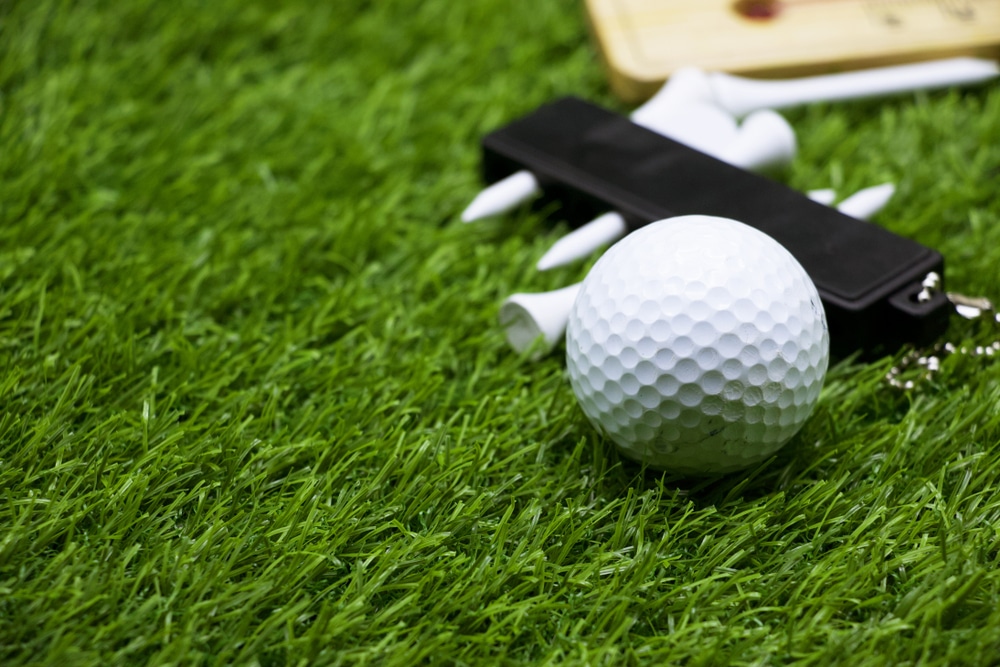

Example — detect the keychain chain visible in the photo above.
[885,272,1000,390]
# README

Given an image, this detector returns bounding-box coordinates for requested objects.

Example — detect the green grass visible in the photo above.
[2,1,1000,664]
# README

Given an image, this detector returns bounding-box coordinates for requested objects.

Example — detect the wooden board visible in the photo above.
[585,0,1000,102]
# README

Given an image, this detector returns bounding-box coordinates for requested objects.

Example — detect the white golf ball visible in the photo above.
[565,215,829,474]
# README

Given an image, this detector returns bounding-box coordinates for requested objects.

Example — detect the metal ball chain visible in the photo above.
[885,272,1000,390]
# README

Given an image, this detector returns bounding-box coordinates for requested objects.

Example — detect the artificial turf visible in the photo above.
[2,1,1000,664]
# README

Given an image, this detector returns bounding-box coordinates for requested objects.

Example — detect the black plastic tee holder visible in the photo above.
[480,96,951,356]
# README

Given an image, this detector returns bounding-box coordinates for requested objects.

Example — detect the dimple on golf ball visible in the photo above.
[565,215,829,474]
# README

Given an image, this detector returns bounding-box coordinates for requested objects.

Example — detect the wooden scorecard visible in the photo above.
[585,0,1000,101]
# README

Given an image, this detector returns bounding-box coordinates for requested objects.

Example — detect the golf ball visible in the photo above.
[565,215,829,474]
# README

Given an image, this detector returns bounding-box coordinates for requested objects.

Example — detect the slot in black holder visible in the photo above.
[480,97,951,356]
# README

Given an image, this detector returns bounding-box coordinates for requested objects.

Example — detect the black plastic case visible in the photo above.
[481,97,951,355]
